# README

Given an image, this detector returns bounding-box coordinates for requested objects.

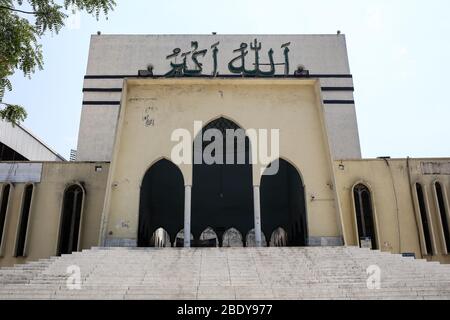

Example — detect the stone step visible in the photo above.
[1,247,450,300]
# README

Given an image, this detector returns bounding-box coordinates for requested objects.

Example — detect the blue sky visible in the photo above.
[4,0,450,159]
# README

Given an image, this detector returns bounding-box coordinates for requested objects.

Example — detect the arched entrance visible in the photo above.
[58,184,84,255]
[353,183,377,249]
[138,159,184,247]
[192,117,254,246]
[260,159,308,246]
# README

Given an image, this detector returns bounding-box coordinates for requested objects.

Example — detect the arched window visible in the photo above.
[0,184,11,249]
[416,183,433,255]
[15,184,33,257]
[353,184,377,249]
[434,182,450,252]
[222,228,243,247]
[58,184,84,255]
[246,229,267,247]
[198,227,219,247]
[0,184,11,251]
[270,227,288,247]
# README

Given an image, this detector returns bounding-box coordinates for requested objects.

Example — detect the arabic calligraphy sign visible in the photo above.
[162,39,294,77]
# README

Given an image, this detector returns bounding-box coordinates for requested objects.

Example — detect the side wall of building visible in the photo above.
[335,158,450,264]
[0,162,109,267]
[1,158,450,267]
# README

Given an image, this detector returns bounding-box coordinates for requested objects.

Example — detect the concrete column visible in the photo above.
[253,186,262,247]
[184,185,192,248]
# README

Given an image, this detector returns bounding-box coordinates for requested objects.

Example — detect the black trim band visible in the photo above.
[84,74,353,80]
[321,87,354,92]
[83,88,122,92]
[311,74,352,78]
[84,75,128,79]
[82,101,121,105]
[82,100,354,106]
[323,100,355,104]
[82,86,355,93]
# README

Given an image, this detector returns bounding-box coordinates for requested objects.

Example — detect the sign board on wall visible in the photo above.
[421,162,450,175]
[0,163,43,183]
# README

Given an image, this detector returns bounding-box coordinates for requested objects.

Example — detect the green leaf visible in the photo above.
[0,0,116,124]
[0,103,28,124]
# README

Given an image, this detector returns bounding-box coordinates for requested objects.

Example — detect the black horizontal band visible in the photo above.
[82,88,122,92]
[82,100,354,106]
[84,74,353,80]
[321,87,354,92]
[82,101,121,105]
[82,86,355,93]
[311,74,352,78]
[84,75,129,79]
[323,100,355,104]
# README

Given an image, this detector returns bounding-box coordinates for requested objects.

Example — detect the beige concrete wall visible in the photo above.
[101,78,341,245]
[335,158,450,264]
[0,162,109,267]
[78,34,361,162]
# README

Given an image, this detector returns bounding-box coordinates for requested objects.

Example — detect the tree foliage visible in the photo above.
[0,0,116,124]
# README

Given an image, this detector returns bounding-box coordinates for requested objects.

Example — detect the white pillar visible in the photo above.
[253,186,262,247]
[184,185,192,248]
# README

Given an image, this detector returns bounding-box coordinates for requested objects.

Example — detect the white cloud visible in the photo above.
[393,46,408,59]
[391,46,417,81]
[366,7,384,31]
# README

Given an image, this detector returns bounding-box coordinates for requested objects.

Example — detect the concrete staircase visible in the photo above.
[1,247,450,300]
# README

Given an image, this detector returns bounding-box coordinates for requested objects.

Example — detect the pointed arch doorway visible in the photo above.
[138,159,185,247]
[191,117,254,246]
[57,184,85,255]
[260,159,308,246]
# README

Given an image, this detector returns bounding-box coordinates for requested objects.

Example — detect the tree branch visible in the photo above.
[0,5,37,15]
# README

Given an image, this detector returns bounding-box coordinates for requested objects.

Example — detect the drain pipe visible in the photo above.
[406,157,423,257]
[381,157,402,253]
